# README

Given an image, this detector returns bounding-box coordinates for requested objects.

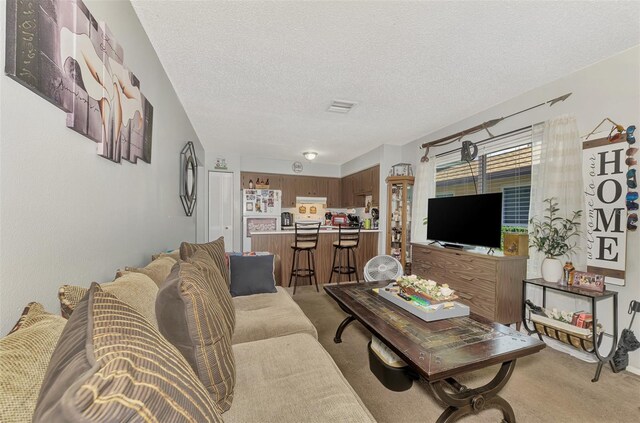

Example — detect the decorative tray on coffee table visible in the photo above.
[376,275,469,322]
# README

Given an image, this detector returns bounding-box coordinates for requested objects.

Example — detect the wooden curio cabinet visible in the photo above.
[386,176,414,274]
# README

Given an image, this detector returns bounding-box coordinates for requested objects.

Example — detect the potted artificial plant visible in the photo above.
[529,198,582,283]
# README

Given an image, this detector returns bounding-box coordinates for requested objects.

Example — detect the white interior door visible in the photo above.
[208,171,234,251]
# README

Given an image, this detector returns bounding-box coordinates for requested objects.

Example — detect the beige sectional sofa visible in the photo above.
[232,287,318,344]
[0,242,375,422]
[228,333,374,423]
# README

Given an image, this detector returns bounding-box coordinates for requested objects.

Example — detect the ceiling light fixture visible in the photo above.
[303,151,318,161]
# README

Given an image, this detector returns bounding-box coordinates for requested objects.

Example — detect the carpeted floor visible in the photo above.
[290,285,640,423]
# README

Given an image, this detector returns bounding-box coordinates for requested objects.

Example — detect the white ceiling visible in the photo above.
[132,1,640,165]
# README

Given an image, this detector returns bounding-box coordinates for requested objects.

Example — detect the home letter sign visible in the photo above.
[583,137,626,286]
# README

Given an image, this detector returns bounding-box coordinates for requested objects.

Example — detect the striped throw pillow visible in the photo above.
[187,249,236,332]
[156,261,236,412]
[34,283,221,422]
[180,237,230,286]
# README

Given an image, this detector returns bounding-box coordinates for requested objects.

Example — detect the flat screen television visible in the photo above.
[426,193,503,249]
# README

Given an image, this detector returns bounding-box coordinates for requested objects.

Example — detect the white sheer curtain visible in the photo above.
[411,156,436,243]
[528,114,586,278]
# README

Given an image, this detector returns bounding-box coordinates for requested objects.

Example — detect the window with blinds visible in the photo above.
[435,129,534,227]
[502,186,531,225]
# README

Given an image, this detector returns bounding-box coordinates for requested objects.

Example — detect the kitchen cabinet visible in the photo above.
[280,175,297,207]
[315,178,327,197]
[326,178,341,208]
[352,172,363,195]
[358,170,369,193]
[241,165,378,208]
[241,172,341,207]
[299,176,319,196]
[340,165,380,208]
[361,165,379,206]
[371,168,380,206]
[341,173,354,207]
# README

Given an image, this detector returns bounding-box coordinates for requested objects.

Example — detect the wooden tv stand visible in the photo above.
[411,243,527,326]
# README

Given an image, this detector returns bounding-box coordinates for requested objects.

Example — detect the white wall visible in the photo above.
[0,0,203,334]
[341,145,383,177]
[400,46,640,370]
[340,144,402,254]
[241,155,341,177]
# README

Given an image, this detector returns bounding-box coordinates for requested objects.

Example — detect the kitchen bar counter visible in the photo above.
[251,230,379,285]
[258,228,380,235]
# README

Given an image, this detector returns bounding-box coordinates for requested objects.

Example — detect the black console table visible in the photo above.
[521,278,619,382]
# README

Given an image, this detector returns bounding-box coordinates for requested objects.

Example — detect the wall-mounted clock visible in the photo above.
[292,161,303,173]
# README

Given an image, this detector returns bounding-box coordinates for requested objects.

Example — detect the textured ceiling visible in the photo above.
[132,1,640,165]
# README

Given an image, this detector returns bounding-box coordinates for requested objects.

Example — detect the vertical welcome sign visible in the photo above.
[583,137,627,286]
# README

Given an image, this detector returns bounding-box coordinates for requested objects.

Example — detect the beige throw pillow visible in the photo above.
[0,303,66,423]
[151,248,180,261]
[59,272,159,327]
[120,255,177,287]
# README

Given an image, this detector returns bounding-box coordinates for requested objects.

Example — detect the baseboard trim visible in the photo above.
[626,365,640,376]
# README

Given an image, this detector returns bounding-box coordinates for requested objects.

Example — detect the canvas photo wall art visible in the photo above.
[5,0,153,164]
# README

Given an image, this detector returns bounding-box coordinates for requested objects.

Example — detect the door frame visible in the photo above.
[208,170,235,250]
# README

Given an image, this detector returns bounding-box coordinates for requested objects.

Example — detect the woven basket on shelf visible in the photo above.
[531,314,602,352]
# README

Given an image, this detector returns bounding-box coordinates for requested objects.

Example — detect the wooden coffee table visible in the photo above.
[325,281,545,423]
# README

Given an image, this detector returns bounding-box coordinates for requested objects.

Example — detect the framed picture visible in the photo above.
[573,271,605,292]
[390,163,412,176]
[5,0,153,164]
[214,158,227,170]
[246,203,253,212]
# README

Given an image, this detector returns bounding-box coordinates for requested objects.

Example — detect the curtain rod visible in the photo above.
[434,124,533,158]
[419,92,571,162]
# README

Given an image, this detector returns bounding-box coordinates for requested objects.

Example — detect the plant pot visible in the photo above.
[541,257,563,283]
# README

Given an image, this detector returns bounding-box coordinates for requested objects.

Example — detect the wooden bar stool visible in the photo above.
[329,225,361,283]
[289,222,321,294]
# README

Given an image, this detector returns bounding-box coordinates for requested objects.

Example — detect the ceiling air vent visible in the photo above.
[327,100,357,114]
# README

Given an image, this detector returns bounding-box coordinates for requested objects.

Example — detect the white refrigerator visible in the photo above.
[242,189,282,251]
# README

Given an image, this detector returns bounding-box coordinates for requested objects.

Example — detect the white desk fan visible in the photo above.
[363,255,407,369]
[363,255,403,282]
